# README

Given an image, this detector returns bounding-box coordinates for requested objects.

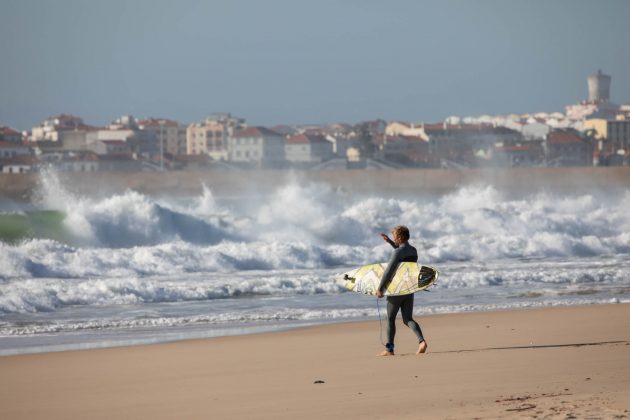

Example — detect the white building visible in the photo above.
[285,133,334,163]
[187,113,246,159]
[229,127,285,166]
[31,114,86,142]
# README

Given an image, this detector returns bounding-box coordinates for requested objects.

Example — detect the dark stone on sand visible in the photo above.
[314,380,325,384]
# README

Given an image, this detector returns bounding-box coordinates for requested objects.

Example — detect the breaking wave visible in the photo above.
[1,172,629,279]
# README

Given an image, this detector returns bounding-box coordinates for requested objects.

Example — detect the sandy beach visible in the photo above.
[1,304,629,419]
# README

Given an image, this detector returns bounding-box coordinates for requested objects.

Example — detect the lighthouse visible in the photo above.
[588,69,611,102]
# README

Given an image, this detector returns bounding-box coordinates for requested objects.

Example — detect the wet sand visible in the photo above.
[1,304,629,419]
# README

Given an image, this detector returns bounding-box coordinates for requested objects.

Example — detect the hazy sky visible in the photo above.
[1,0,629,130]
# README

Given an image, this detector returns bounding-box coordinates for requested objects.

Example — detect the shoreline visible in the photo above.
[1,304,629,419]
[2,300,627,357]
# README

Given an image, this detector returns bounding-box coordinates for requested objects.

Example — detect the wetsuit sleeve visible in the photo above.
[378,247,402,293]
[385,238,398,249]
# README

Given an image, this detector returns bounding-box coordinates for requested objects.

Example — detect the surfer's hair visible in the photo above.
[392,225,410,242]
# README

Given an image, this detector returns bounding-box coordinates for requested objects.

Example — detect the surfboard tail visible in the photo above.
[418,266,437,289]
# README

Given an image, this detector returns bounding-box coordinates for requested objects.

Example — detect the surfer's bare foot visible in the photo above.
[416,341,428,354]
[376,350,395,356]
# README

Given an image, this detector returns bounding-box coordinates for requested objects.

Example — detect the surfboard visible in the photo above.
[335,262,438,296]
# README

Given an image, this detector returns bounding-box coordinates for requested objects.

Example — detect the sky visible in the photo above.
[1,0,629,130]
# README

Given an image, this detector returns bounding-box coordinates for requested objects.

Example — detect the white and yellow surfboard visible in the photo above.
[335,262,438,296]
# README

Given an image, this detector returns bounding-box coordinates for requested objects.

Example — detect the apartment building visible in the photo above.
[229,126,285,167]
[285,133,333,163]
[187,113,245,159]
[138,118,186,156]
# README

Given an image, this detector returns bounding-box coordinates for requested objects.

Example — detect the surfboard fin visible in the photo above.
[418,266,436,288]
[343,274,356,283]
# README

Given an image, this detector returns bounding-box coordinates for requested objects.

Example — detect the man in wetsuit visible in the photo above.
[376,225,428,356]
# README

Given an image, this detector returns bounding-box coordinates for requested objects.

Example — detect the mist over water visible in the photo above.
[1,171,629,354]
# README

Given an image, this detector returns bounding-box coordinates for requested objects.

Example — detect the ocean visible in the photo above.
[1,171,629,355]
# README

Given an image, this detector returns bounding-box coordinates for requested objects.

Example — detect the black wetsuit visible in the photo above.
[378,240,425,352]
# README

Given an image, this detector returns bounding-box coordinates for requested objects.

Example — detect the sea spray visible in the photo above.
[1,175,630,277]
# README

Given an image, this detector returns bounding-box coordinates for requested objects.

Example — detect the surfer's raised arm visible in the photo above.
[380,233,398,249]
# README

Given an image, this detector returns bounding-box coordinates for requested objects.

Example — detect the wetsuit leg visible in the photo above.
[400,293,424,342]
[386,296,402,352]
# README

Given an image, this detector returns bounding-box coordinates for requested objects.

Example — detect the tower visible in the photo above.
[587,69,611,102]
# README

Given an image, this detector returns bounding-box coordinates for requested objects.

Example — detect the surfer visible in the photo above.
[376,225,427,356]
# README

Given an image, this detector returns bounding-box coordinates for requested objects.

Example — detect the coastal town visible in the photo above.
[1,70,629,173]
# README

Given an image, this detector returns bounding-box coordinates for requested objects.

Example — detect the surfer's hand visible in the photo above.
[376,290,384,298]
[380,233,390,242]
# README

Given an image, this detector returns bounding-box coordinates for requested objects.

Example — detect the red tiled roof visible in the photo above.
[233,126,281,138]
[0,140,29,149]
[547,131,583,144]
[0,126,21,136]
[286,134,329,145]
[286,134,309,145]
[56,123,97,131]
[50,113,83,122]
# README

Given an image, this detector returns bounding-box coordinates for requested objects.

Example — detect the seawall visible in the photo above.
[1,167,630,200]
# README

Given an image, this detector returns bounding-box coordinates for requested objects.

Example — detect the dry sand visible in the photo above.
[1,304,629,419]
